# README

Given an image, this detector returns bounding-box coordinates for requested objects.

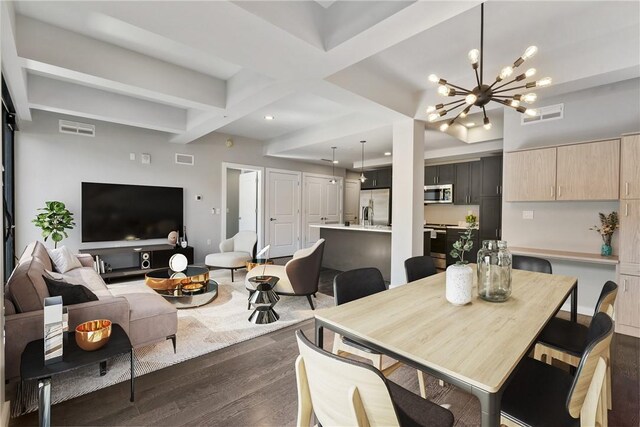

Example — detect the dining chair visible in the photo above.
[501,312,614,427]
[404,255,438,283]
[511,255,552,274]
[295,330,455,427]
[534,280,618,410]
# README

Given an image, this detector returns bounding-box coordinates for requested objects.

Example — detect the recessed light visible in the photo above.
[384,152,392,156]
[466,122,475,127]
[264,115,274,120]
[332,160,339,164]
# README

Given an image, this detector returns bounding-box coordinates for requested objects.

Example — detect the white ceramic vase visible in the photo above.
[445,263,473,305]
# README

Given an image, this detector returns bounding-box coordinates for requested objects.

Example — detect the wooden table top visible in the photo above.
[315,266,577,392]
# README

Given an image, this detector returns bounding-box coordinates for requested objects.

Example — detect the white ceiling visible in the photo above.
[2,1,638,169]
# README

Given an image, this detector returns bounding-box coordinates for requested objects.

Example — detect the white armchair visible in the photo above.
[205,231,257,281]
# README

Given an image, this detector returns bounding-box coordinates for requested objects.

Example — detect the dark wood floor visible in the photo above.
[9,268,639,426]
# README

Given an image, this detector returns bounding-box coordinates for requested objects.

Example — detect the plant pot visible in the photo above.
[601,244,612,256]
[445,263,473,306]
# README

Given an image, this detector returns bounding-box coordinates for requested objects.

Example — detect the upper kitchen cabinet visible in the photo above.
[621,134,640,200]
[361,168,392,190]
[481,156,503,197]
[454,161,481,205]
[425,164,455,185]
[556,139,620,201]
[504,148,557,202]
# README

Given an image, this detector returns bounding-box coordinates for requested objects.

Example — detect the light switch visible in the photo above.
[522,210,534,220]
[129,153,136,161]
[140,153,151,164]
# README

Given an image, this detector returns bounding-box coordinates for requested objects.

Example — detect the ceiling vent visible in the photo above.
[521,103,564,125]
[175,153,194,166]
[59,120,95,137]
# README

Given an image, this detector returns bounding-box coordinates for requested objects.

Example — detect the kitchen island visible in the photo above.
[310,224,433,281]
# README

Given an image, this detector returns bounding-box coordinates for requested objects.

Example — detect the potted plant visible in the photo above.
[590,211,618,256]
[33,201,76,248]
[446,214,477,305]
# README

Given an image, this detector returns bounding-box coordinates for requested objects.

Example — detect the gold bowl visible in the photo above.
[75,319,112,351]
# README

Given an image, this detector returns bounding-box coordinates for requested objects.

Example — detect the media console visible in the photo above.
[80,244,194,282]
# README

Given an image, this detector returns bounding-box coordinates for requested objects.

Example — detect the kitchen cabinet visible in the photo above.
[479,196,502,242]
[621,134,640,199]
[454,161,481,205]
[445,228,480,266]
[620,199,640,265]
[504,148,557,202]
[556,139,619,201]
[361,168,392,190]
[424,164,454,185]
[481,156,503,197]
[616,275,640,333]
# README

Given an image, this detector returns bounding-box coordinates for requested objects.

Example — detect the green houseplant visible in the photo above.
[32,201,76,248]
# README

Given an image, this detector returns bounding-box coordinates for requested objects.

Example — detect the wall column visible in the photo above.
[390,119,424,286]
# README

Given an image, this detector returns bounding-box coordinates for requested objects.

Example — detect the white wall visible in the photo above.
[15,110,342,262]
[502,78,640,314]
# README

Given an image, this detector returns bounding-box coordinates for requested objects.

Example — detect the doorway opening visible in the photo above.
[221,163,263,250]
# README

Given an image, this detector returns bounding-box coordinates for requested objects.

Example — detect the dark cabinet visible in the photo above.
[425,164,455,185]
[479,197,502,241]
[481,156,503,197]
[361,168,392,190]
[445,228,480,267]
[454,161,482,205]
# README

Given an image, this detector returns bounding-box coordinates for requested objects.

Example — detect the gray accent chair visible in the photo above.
[245,239,325,309]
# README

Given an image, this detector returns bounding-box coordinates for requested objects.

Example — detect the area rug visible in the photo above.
[11,270,333,417]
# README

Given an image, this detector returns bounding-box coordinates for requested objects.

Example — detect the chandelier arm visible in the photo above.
[474,68,481,88]
[491,98,523,112]
[442,99,468,107]
[492,95,518,99]
[444,82,472,93]
[442,100,467,115]
[482,106,488,121]
[493,85,528,94]
[480,2,484,84]
[493,77,522,92]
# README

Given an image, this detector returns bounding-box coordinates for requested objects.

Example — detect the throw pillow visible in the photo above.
[43,275,99,305]
[48,246,82,273]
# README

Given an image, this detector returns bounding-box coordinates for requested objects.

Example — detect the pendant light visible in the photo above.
[359,140,367,183]
[329,147,337,184]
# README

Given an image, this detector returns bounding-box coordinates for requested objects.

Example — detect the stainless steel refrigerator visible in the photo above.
[359,189,391,226]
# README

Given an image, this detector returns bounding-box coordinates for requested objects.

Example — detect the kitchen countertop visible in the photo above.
[311,224,435,234]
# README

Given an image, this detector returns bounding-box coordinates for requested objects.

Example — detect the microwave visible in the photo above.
[424,184,453,204]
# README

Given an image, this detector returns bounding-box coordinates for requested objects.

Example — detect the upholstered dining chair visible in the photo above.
[404,255,438,283]
[295,330,454,427]
[534,280,618,410]
[512,255,552,274]
[205,231,256,281]
[501,312,614,427]
[245,239,325,309]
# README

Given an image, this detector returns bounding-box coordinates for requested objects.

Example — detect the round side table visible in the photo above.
[247,275,280,324]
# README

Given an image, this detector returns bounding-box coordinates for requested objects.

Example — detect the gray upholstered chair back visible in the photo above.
[285,239,325,295]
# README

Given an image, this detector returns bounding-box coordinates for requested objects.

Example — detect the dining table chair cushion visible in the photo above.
[387,381,454,427]
[537,317,588,357]
[501,357,578,427]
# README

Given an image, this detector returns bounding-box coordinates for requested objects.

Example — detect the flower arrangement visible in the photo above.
[590,211,618,246]
[450,215,478,264]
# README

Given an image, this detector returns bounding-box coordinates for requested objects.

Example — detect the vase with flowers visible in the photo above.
[445,214,478,305]
[590,211,618,256]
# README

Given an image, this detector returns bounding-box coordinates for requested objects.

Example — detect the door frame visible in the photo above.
[265,168,302,255]
[221,162,264,250]
[301,172,344,248]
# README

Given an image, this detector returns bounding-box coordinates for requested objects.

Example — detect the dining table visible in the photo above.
[314,266,578,427]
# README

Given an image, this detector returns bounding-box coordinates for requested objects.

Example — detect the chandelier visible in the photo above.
[427,2,551,132]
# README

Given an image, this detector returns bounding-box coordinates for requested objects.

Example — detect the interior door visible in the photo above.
[323,179,341,223]
[303,176,324,248]
[344,179,360,223]
[238,171,257,232]
[266,170,300,257]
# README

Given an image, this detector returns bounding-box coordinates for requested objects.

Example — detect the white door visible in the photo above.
[344,179,360,223]
[324,180,341,223]
[238,171,257,232]
[266,169,300,257]
[304,176,324,248]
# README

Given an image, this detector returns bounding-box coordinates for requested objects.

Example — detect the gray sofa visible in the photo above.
[4,241,178,380]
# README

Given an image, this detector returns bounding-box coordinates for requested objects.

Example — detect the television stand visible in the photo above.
[80,244,194,282]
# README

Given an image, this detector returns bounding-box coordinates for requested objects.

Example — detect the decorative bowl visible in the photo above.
[75,319,112,351]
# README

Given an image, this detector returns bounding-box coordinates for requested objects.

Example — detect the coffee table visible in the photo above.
[21,323,133,427]
[145,266,218,309]
[247,275,280,324]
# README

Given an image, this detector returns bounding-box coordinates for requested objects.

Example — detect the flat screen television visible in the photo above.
[82,182,183,243]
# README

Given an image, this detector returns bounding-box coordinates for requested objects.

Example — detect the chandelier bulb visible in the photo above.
[536,77,552,87]
[525,108,538,117]
[483,117,491,130]
[428,113,439,122]
[525,68,536,78]
[459,111,467,118]
[499,66,514,80]
[522,46,538,60]
[360,173,366,183]
[522,93,537,104]
[437,85,450,96]
[465,94,477,105]
[439,123,449,132]
[510,100,520,107]
[428,74,440,83]
[426,105,436,113]
[468,49,480,65]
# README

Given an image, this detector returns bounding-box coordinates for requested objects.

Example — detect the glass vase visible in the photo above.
[601,244,612,256]
[477,240,512,302]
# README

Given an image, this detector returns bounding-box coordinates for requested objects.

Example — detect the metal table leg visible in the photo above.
[473,385,502,427]
[38,377,51,427]
[130,349,135,402]
[571,284,578,323]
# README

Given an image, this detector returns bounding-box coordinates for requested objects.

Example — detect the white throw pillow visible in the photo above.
[48,246,82,273]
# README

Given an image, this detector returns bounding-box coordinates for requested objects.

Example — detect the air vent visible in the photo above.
[59,120,95,137]
[521,103,564,125]
[175,153,194,166]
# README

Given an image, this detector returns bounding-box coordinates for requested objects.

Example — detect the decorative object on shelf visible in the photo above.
[590,211,618,256]
[445,217,477,305]
[426,3,551,132]
[43,296,64,364]
[253,245,272,282]
[329,147,338,184]
[75,319,112,351]
[359,140,367,183]
[32,201,76,248]
[477,240,513,302]
[168,253,188,272]
[168,230,178,246]
[181,226,189,248]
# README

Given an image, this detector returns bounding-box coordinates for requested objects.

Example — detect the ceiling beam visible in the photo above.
[1,1,31,121]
